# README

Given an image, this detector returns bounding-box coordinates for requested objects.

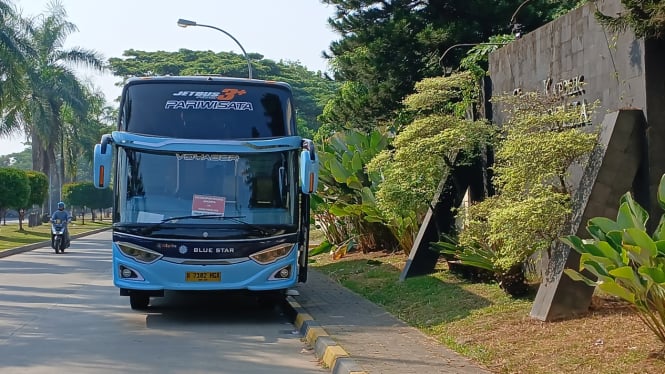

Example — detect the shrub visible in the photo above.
[564,174,665,352]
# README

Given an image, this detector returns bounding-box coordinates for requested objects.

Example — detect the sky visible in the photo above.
[0,0,339,156]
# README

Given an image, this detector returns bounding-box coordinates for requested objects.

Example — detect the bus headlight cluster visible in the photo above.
[117,242,162,264]
[250,243,293,265]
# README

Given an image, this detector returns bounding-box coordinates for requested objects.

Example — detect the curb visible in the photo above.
[0,226,110,259]
[284,296,367,374]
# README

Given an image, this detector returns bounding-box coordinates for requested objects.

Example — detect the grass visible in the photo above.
[310,249,665,374]
[0,219,110,251]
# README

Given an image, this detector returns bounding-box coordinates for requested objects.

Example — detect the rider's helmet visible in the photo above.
[57,202,65,210]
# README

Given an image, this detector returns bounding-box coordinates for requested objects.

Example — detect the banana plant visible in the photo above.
[563,174,665,347]
[313,129,397,254]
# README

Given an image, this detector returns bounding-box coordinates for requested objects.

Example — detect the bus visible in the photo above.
[93,76,319,310]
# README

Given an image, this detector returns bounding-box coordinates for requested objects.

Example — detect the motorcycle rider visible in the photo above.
[51,202,71,248]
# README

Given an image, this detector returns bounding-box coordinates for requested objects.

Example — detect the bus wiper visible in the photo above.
[139,214,270,236]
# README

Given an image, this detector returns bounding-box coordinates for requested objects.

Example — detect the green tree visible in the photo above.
[595,0,665,39]
[2,1,105,212]
[62,181,112,223]
[0,167,30,228]
[60,88,115,182]
[368,72,495,223]
[25,170,48,208]
[0,147,32,169]
[108,49,338,135]
[320,0,582,130]
[0,0,33,119]
[19,170,48,228]
[446,91,599,296]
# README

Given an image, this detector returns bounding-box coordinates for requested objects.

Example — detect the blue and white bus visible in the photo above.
[93,76,318,310]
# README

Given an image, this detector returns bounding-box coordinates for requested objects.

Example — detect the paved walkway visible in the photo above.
[290,270,491,374]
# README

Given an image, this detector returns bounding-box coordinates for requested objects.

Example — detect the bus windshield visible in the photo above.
[120,82,295,139]
[114,148,297,232]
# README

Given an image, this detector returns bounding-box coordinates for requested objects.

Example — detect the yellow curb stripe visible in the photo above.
[288,300,302,309]
[305,326,329,346]
[322,345,349,369]
[294,312,313,330]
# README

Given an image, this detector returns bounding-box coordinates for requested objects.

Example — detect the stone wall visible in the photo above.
[487,0,665,320]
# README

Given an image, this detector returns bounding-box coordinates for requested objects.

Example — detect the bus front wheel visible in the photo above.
[130,294,150,310]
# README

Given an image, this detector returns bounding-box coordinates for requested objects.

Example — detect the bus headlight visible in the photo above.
[250,243,293,265]
[117,242,162,264]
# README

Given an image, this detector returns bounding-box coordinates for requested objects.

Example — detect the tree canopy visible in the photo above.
[107,49,340,137]
[319,0,585,130]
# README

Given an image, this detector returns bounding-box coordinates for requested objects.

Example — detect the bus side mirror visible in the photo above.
[300,140,319,194]
[93,135,113,189]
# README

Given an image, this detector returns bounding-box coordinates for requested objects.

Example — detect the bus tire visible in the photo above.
[130,294,150,310]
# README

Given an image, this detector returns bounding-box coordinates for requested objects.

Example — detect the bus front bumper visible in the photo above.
[112,244,299,293]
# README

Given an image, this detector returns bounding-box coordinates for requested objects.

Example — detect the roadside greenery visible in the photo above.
[0,168,49,230]
[368,71,495,224]
[595,1,665,39]
[0,0,112,213]
[319,0,581,130]
[311,250,665,373]
[436,91,600,296]
[0,167,30,226]
[0,220,109,251]
[107,49,339,137]
[312,129,398,256]
[564,174,665,353]
[62,182,113,223]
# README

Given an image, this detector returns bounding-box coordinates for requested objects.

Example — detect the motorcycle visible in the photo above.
[51,218,71,254]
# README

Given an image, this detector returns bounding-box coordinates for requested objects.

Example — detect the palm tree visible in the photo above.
[0,0,34,132]
[61,86,115,182]
[4,0,105,210]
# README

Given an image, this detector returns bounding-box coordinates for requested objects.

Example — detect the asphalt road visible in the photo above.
[0,231,325,374]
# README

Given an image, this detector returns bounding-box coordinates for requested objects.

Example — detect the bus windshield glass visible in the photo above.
[120,82,295,139]
[115,148,297,232]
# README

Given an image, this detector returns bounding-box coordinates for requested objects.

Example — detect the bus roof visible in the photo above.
[123,76,292,90]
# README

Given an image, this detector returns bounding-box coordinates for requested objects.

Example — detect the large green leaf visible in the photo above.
[595,240,623,264]
[605,231,624,251]
[561,235,585,254]
[658,174,665,211]
[329,158,351,183]
[625,227,657,262]
[608,266,638,281]
[351,152,363,171]
[329,202,351,216]
[654,216,665,242]
[369,130,387,151]
[309,240,333,257]
[598,280,636,303]
[360,187,376,205]
[656,240,665,256]
[588,217,619,234]
[341,151,353,169]
[346,175,364,190]
[639,266,665,284]
[617,194,648,230]
[580,253,612,276]
[564,269,598,287]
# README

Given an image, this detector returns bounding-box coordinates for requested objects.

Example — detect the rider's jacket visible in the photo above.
[51,210,70,225]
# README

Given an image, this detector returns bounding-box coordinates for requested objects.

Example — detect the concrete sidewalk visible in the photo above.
[286,270,491,374]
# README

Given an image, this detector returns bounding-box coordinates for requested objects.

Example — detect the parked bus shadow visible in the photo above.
[144,290,289,330]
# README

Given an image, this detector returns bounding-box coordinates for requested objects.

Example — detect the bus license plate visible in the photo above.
[185,272,221,282]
